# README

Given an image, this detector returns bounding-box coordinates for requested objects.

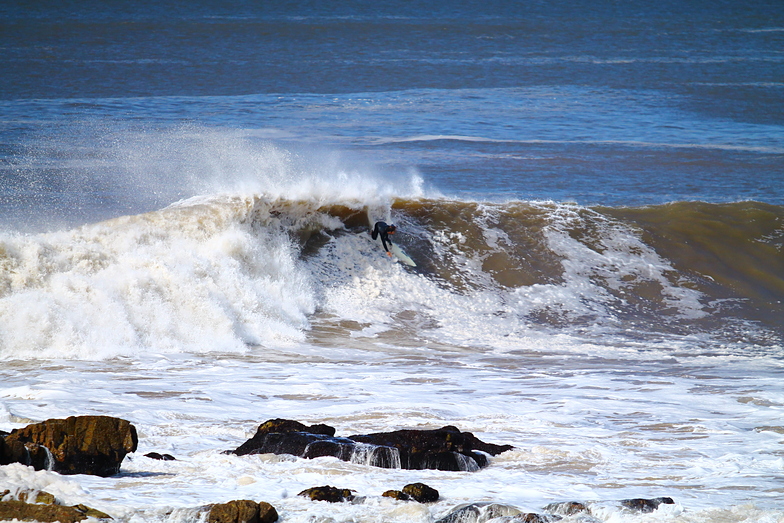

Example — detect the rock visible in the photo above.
[349,425,513,471]
[145,452,176,460]
[497,515,562,522]
[232,419,340,457]
[0,499,112,522]
[435,502,562,523]
[542,501,589,515]
[382,490,410,501]
[402,483,439,503]
[0,435,36,466]
[512,515,562,522]
[435,502,523,523]
[298,485,355,503]
[231,419,513,472]
[207,499,278,523]
[3,415,138,477]
[73,504,113,519]
[20,490,57,505]
[620,497,674,513]
[256,502,278,523]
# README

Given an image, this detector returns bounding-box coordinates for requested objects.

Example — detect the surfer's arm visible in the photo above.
[381,235,391,253]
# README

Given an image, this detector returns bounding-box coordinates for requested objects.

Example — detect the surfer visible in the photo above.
[372,221,396,256]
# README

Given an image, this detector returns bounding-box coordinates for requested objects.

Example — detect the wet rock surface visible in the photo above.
[620,497,675,512]
[231,419,513,471]
[542,501,589,516]
[145,451,176,460]
[402,482,440,503]
[207,499,279,523]
[298,485,356,503]
[2,415,138,476]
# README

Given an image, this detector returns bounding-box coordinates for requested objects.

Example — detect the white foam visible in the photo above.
[0,197,317,359]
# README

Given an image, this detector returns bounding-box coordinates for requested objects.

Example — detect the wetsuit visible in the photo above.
[372,221,394,252]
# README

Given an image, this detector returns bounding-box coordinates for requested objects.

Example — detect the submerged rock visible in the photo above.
[435,502,567,523]
[207,499,278,523]
[382,490,410,501]
[298,485,356,503]
[2,415,138,477]
[145,452,176,460]
[542,501,589,516]
[435,502,531,523]
[231,419,513,472]
[620,497,675,513]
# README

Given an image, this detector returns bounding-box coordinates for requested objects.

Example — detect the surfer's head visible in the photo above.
[388,224,396,234]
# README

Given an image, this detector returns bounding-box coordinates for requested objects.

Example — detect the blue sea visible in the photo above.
[1,2,783,522]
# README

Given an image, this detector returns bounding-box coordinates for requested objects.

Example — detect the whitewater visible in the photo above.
[1,143,783,522]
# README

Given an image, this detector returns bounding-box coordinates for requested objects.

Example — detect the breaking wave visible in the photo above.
[1,192,781,361]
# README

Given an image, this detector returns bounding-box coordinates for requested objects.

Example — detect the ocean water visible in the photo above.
[1,1,783,522]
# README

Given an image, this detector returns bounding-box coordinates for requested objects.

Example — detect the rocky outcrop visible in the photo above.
[231,419,513,472]
[2,415,138,476]
[298,485,355,503]
[207,499,278,523]
[0,490,112,522]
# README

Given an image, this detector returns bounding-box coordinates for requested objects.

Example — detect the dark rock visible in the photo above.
[0,499,111,522]
[298,485,355,503]
[436,502,563,523]
[145,452,176,461]
[207,499,278,523]
[231,419,513,472]
[3,415,138,477]
[231,419,513,471]
[232,419,338,457]
[382,490,410,501]
[402,482,439,503]
[301,437,357,461]
[621,497,675,513]
[512,515,562,523]
[349,425,512,471]
[256,502,278,523]
[542,501,589,515]
[435,502,524,523]
[0,435,35,466]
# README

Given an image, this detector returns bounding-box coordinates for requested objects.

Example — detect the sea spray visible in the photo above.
[2,123,428,232]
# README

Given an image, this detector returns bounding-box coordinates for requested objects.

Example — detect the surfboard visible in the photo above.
[373,234,416,266]
[389,243,416,267]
